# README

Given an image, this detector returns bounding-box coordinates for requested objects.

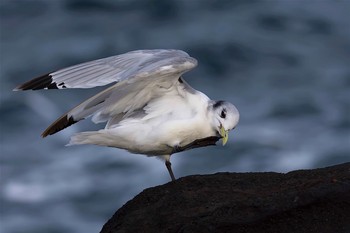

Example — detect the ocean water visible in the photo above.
[1,0,350,232]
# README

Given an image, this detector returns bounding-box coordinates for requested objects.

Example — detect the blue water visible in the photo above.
[1,1,350,232]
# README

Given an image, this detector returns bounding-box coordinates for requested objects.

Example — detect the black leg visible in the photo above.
[165,159,176,181]
[172,145,182,154]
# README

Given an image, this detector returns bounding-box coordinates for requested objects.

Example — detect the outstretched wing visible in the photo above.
[14,49,198,137]
[14,49,196,90]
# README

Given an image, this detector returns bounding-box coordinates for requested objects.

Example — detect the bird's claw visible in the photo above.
[172,145,182,154]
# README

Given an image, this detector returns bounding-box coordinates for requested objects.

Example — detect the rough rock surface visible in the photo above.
[100,163,350,233]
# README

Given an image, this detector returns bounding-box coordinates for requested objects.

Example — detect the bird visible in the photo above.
[14,49,240,181]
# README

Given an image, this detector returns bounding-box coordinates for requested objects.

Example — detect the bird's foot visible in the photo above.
[172,145,182,154]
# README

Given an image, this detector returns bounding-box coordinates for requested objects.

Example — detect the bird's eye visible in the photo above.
[220,109,226,118]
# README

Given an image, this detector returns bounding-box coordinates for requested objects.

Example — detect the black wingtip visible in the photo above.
[14,73,58,91]
[42,115,78,137]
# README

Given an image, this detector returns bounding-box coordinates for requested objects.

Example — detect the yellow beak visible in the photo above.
[219,125,229,146]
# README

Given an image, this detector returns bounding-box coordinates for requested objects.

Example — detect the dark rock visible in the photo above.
[100,163,350,233]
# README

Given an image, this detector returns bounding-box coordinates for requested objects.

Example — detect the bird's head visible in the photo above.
[210,100,239,145]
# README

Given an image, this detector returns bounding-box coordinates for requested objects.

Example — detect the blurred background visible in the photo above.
[1,0,350,232]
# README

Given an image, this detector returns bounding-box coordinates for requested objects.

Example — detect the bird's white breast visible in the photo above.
[106,86,214,155]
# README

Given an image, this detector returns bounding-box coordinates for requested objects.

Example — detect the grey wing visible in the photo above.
[27,49,198,137]
[14,49,196,90]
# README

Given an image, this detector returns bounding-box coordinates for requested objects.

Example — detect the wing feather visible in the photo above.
[14,49,196,90]
[20,49,198,137]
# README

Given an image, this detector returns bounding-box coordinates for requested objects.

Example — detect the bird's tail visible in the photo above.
[67,131,114,147]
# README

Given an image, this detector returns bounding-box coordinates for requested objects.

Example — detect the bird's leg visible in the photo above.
[165,156,176,181]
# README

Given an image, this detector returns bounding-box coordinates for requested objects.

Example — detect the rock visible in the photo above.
[100,163,350,233]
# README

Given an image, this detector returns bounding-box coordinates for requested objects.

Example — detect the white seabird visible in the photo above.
[14,49,240,181]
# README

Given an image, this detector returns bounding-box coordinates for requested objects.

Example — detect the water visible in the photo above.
[1,1,350,232]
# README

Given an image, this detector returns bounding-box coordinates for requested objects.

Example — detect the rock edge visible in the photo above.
[101,163,350,233]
